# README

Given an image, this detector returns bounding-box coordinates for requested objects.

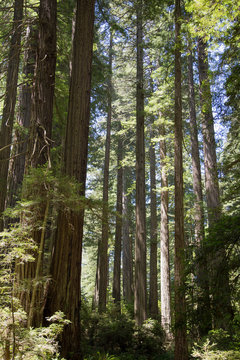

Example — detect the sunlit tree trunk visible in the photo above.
[174,0,188,358]
[122,167,134,304]
[0,0,23,231]
[198,37,233,330]
[95,32,113,312]
[113,133,123,308]
[134,0,147,326]
[149,125,158,318]
[44,1,95,358]
[188,43,211,336]
[159,122,172,340]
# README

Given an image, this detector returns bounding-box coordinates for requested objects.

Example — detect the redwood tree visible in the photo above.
[15,0,57,327]
[0,0,23,231]
[187,42,211,336]
[159,122,172,340]
[174,0,188,358]
[95,32,113,312]
[112,133,123,307]
[198,37,233,330]
[134,0,147,326]
[149,124,158,318]
[44,1,95,358]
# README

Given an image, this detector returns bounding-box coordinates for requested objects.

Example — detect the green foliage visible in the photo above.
[81,303,166,360]
[0,307,69,359]
[192,339,240,360]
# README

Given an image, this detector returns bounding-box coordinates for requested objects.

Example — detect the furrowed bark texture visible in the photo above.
[134,0,147,326]
[16,0,57,327]
[7,26,36,210]
[0,0,23,231]
[45,1,95,358]
[174,0,188,358]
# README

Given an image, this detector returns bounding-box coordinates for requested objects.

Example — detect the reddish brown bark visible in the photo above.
[113,134,123,307]
[134,0,147,326]
[44,1,95,358]
[0,0,23,231]
[174,0,188,358]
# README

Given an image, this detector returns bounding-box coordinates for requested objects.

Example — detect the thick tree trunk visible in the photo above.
[112,135,123,308]
[15,0,57,328]
[174,0,188,359]
[188,44,211,336]
[0,0,23,231]
[95,33,113,312]
[44,1,95,358]
[134,0,147,326]
[149,125,158,318]
[198,37,233,330]
[159,123,172,340]
[122,167,134,304]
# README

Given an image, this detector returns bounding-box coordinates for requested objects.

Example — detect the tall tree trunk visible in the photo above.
[159,122,172,340]
[0,0,23,231]
[44,1,95,358]
[122,167,134,304]
[7,26,36,210]
[149,125,158,318]
[198,38,220,225]
[187,43,211,336]
[95,32,113,312]
[16,0,57,328]
[198,37,233,330]
[134,0,147,326]
[112,134,123,308]
[174,0,188,359]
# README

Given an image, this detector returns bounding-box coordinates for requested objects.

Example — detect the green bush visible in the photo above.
[81,306,165,360]
[192,340,240,360]
[132,319,165,357]
[0,307,69,359]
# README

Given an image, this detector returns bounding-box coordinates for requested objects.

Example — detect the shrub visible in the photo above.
[192,339,240,360]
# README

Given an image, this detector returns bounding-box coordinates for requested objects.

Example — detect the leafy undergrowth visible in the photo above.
[81,304,174,360]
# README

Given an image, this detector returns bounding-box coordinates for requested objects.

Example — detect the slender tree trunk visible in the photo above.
[44,1,95,358]
[149,125,158,318]
[0,0,23,231]
[159,122,172,340]
[16,0,57,328]
[7,26,36,210]
[198,37,233,330]
[122,167,134,304]
[174,0,188,358]
[197,38,220,225]
[188,47,205,246]
[134,0,147,326]
[187,43,211,336]
[95,33,113,312]
[112,134,123,308]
